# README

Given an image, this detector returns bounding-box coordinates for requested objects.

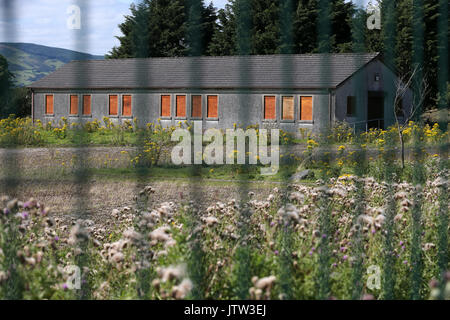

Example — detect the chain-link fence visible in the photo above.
[0,0,448,300]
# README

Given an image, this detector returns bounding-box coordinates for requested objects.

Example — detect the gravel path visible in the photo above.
[1,178,281,227]
[0,145,446,181]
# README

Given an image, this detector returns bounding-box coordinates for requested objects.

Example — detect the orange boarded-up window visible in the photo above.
[207,95,218,118]
[70,95,78,115]
[282,96,294,120]
[191,95,202,118]
[109,95,118,115]
[122,95,132,116]
[176,95,186,117]
[300,96,313,121]
[45,95,54,114]
[264,96,276,120]
[83,95,91,115]
[161,95,171,117]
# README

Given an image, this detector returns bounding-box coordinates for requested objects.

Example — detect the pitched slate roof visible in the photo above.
[29,53,379,90]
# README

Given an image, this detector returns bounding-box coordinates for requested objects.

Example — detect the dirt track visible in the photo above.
[0,144,447,170]
[0,144,447,227]
[0,178,279,226]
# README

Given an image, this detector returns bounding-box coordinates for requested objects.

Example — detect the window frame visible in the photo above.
[190,94,203,120]
[299,95,314,123]
[108,94,119,117]
[160,94,172,119]
[346,96,357,117]
[82,94,92,117]
[122,94,133,118]
[206,94,219,121]
[281,95,295,122]
[45,94,54,116]
[175,94,187,119]
[262,95,277,122]
[374,73,381,82]
[69,94,79,117]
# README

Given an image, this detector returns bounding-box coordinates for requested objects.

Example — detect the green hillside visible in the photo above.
[0,43,103,87]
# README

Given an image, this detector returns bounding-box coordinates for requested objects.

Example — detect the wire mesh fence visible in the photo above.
[0,0,448,300]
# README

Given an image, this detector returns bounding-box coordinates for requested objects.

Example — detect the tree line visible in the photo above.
[107,0,357,57]
[107,0,448,112]
[0,55,30,118]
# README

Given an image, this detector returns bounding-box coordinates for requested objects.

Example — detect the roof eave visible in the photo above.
[29,86,338,91]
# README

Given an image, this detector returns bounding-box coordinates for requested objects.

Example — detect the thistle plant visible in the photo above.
[74,233,91,300]
[381,131,397,300]
[232,205,253,300]
[436,157,448,299]
[315,147,333,300]
[185,203,206,300]
[410,128,426,299]
[134,186,155,299]
[0,199,24,299]
[277,205,294,300]
[351,145,367,300]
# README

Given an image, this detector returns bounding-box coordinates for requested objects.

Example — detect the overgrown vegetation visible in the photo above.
[0,115,448,300]
[0,116,447,149]
[0,166,448,299]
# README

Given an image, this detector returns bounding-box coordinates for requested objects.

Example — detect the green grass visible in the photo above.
[5,164,302,184]
[90,164,299,182]
[36,130,141,147]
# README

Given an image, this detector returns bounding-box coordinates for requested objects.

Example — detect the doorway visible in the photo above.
[367,91,384,129]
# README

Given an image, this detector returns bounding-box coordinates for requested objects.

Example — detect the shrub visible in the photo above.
[331,122,354,144]
[0,116,43,146]
[128,122,176,167]
[1,171,448,300]
[84,119,100,133]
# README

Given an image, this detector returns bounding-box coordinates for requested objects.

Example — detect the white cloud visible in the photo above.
[0,0,134,55]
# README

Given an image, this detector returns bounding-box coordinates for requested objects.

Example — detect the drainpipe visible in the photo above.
[31,89,34,124]
[329,89,333,127]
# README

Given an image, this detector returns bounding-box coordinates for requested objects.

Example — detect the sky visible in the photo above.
[0,0,371,56]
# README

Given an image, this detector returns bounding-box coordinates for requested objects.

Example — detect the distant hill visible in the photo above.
[0,43,104,87]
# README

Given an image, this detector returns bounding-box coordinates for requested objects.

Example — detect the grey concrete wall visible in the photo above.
[33,89,331,135]
[334,59,413,129]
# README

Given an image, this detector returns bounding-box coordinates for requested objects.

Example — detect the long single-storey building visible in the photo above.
[29,53,411,133]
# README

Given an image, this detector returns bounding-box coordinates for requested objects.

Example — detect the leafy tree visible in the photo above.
[279,0,298,53]
[395,0,413,79]
[107,0,218,58]
[147,0,187,57]
[107,3,144,58]
[0,54,14,118]
[210,0,284,55]
[371,0,448,111]
[207,4,237,55]
[364,2,384,53]
[185,1,219,56]
[421,0,443,110]
[131,0,152,58]
[330,0,354,52]
[11,88,32,118]
[201,2,219,54]
[294,0,354,54]
[294,0,318,53]
[209,0,355,55]
[251,0,281,54]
